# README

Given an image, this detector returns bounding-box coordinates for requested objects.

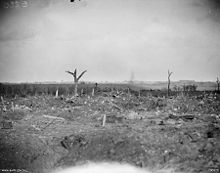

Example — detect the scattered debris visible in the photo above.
[1,120,13,129]
[1,96,7,112]
[158,120,165,125]
[61,134,88,150]
[179,114,195,121]
[14,104,32,111]
[42,115,65,121]
[11,102,15,112]
[106,114,124,123]
[126,111,142,120]
[61,136,72,150]
[0,90,220,173]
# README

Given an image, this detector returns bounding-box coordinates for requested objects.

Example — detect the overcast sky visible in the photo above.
[0,0,220,82]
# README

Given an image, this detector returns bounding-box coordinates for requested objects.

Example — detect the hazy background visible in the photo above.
[0,0,220,83]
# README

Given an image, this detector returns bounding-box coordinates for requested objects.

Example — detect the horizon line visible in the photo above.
[0,80,217,84]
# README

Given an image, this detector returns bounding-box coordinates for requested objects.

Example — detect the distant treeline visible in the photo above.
[0,82,215,98]
[0,82,134,97]
[0,83,95,97]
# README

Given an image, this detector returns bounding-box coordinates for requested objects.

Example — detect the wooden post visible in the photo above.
[102,114,106,127]
[92,88,95,96]
[55,89,59,98]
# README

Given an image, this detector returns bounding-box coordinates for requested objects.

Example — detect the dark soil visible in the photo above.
[0,93,220,173]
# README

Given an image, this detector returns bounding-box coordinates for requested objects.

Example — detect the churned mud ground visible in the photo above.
[0,92,220,173]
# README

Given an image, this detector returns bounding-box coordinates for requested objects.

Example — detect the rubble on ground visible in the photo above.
[0,91,220,173]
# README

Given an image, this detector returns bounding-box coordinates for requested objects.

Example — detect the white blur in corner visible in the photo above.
[51,162,185,173]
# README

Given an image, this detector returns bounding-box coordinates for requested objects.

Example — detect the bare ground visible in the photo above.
[0,93,220,173]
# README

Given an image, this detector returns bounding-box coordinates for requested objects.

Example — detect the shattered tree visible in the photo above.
[167,70,173,97]
[66,69,87,96]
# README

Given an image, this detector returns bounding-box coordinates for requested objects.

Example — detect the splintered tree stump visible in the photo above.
[66,69,87,96]
[167,70,173,97]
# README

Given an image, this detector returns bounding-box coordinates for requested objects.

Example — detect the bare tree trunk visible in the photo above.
[168,78,170,95]
[66,69,87,97]
[74,82,78,96]
[167,70,173,97]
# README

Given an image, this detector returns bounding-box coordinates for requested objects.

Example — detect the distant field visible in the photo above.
[131,81,217,91]
[0,80,217,98]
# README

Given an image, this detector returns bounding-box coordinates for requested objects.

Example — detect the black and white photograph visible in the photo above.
[0,0,220,173]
